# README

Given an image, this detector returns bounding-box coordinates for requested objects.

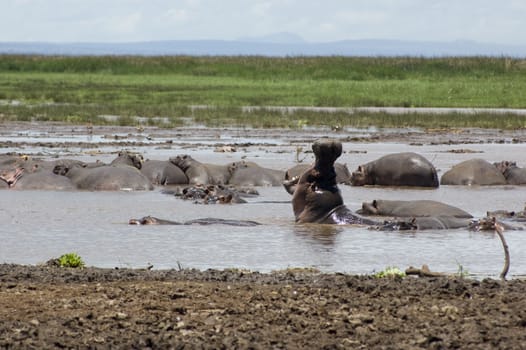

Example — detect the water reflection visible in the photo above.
[293,224,343,246]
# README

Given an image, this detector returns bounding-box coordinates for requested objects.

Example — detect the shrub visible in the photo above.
[373,266,406,278]
[57,253,85,268]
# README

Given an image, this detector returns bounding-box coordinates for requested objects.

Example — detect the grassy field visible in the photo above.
[0,55,525,129]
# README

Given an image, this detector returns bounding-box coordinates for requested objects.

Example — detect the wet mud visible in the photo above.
[0,264,525,349]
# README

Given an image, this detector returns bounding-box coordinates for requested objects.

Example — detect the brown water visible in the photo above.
[1,123,525,278]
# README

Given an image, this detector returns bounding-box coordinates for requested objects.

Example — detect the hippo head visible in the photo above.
[493,160,517,175]
[312,139,342,169]
[350,165,367,186]
[170,154,195,171]
[228,160,246,175]
[129,216,160,225]
[468,216,497,231]
[291,139,345,223]
[114,151,144,169]
[0,167,24,187]
[228,160,258,175]
[359,200,380,215]
[53,164,71,176]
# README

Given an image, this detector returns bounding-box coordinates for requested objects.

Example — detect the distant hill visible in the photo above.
[0,39,525,57]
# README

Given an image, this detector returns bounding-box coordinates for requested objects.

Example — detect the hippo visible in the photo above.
[54,164,153,191]
[170,155,230,185]
[350,152,439,187]
[440,159,507,186]
[129,215,260,226]
[493,161,526,185]
[0,166,24,188]
[486,207,526,222]
[110,150,144,169]
[468,216,523,231]
[228,160,285,187]
[1,155,32,188]
[0,166,76,190]
[358,199,473,218]
[140,160,188,185]
[284,162,351,194]
[288,139,379,225]
[387,216,472,230]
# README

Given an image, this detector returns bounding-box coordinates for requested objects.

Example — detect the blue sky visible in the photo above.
[2,0,525,45]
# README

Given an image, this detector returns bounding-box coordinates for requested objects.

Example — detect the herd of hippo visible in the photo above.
[1,141,525,231]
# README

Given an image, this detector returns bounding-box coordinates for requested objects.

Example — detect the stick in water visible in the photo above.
[494,220,510,281]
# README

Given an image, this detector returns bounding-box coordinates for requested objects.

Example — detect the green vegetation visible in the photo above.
[373,266,406,278]
[1,55,525,129]
[57,253,85,268]
[455,261,470,278]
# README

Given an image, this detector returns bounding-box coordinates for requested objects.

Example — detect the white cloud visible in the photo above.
[335,10,387,25]
[0,0,525,45]
[110,12,143,34]
[251,1,272,16]
[164,8,190,22]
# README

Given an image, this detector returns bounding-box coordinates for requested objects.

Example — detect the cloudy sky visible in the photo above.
[2,0,525,45]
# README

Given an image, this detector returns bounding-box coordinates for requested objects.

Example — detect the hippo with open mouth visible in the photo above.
[285,139,378,225]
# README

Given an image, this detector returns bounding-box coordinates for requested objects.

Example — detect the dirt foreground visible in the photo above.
[0,264,525,349]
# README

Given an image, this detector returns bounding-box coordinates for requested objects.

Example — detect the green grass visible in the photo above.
[0,55,525,129]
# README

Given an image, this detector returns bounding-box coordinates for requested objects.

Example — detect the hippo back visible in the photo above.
[351,152,439,187]
[229,161,284,186]
[141,160,188,185]
[440,159,507,185]
[61,165,153,191]
[359,199,473,218]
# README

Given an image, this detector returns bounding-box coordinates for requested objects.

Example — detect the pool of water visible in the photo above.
[1,124,525,278]
[1,185,524,279]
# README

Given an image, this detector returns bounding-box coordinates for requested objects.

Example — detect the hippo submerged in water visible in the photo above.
[129,215,261,226]
[358,199,473,219]
[493,160,526,185]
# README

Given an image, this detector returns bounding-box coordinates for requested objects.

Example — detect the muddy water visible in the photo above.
[1,124,526,278]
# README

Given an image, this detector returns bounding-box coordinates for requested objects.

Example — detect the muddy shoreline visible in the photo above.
[1,264,525,349]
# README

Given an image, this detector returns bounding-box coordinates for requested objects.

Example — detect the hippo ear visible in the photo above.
[372,199,378,208]
[358,165,364,173]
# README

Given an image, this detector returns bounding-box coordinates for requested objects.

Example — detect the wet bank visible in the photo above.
[0,264,525,349]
